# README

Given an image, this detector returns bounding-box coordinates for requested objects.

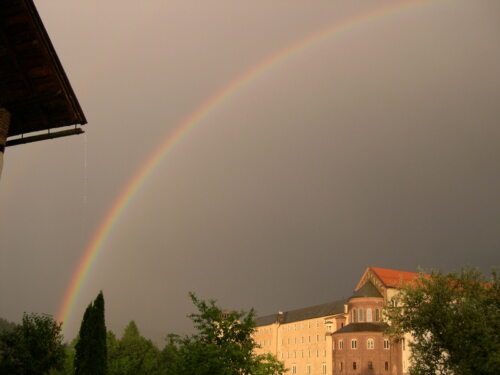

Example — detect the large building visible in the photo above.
[254,267,419,375]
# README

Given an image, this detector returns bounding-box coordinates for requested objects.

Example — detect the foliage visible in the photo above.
[108,321,162,375]
[2,293,284,375]
[159,334,182,375]
[47,339,77,375]
[251,353,287,375]
[170,293,285,375]
[0,313,65,375]
[0,317,17,334]
[385,268,500,375]
[74,291,107,375]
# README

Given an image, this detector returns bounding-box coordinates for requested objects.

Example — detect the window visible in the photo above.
[368,361,373,370]
[353,362,357,370]
[339,339,344,349]
[367,338,375,349]
[384,339,390,349]
[339,362,343,372]
[306,364,312,374]
[402,338,406,351]
[358,308,365,322]
[351,339,357,349]
[385,362,389,371]
[366,308,373,322]
[292,364,297,374]
[322,363,327,374]
[375,308,380,322]
[351,308,356,322]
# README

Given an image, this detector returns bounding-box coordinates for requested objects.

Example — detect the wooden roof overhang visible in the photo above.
[0,0,86,146]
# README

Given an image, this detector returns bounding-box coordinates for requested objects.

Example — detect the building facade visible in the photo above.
[253,267,419,375]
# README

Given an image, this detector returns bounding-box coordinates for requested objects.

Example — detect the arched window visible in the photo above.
[375,308,380,322]
[358,309,364,322]
[351,308,356,322]
[366,308,373,322]
[367,338,375,349]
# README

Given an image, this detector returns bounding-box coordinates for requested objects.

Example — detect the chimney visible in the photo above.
[277,310,285,324]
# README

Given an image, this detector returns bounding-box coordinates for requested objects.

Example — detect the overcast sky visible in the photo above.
[1,0,499,343]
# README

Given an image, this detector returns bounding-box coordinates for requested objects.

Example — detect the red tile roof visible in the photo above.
[369,267,421,288]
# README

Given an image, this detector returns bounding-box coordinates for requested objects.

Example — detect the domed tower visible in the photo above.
[332,279,396,374]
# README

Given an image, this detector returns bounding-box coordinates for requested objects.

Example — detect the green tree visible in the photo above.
[159,334,181,375]
[385,268,500,375]
[108,321,162,375]
[0,313,65,375]
[0,317,17,334]
[48,339,77,375]
[74,291,107,375]
[173,293,285,375]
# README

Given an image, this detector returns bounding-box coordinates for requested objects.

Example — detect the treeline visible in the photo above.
[0,293,285,375]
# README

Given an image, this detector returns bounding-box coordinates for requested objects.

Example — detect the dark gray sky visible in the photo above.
[1,0,499,343]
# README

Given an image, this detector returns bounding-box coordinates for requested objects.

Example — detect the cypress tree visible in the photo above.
[75,291,108,375]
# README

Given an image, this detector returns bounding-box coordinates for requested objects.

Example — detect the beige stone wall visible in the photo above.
[385,287,412,375]
[254,315,342,375]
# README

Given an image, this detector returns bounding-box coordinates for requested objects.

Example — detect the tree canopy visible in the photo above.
[108,320,162,375]
[385,268,500,375]
[169,292,285,375]
[3,292,285,375]
[0,313,65,375]
[74,291,107,375]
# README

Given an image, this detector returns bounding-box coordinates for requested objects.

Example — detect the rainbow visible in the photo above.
[57,0,432,332]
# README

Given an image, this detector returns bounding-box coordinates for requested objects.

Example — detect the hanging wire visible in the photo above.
[80,131,88,248]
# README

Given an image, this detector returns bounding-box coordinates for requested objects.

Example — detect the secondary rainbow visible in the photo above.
[57,0,432,332]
